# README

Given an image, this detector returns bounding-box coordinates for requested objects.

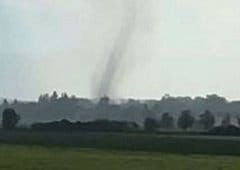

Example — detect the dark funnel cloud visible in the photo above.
[96,0,137,98]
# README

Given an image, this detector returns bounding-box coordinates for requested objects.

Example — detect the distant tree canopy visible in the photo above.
[61,93,69,99]
[222,113,231,127]
[32,119,139,132]
[38,94,50,103]
[2,108,20,130]
[178,110,195,130]
[159,113,174,129]
[2,99,8,106]
[50,91,58,102]
[199,110,215,129]
[2,92,240,134]
[144,118,158,132]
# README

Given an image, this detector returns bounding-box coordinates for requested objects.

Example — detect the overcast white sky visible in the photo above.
[1,0,240,100]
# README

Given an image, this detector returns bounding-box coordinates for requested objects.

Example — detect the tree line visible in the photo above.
[1,92,239,126]
[144,110,215,131]
[2,107,240,135]
[144,109,240,135]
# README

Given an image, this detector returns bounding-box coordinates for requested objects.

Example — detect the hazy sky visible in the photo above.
[1,0,240,100]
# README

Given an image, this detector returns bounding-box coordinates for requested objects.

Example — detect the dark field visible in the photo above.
[1,131,240,155]
[0,144,240,170]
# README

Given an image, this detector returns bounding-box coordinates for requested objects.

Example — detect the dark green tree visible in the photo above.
[199,110,215,129]
[38,94,49,103]
[160,112,174,129]
[50,91,58,101]
[222,113,231,126]
[144,118,158,132]
[2,108,20,130]
[178,110,195,130]
[2,99,8,107]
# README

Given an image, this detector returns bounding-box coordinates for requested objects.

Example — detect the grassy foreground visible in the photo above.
[0,144,239,170]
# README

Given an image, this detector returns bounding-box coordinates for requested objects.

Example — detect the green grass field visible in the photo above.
[0,144,240,170]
